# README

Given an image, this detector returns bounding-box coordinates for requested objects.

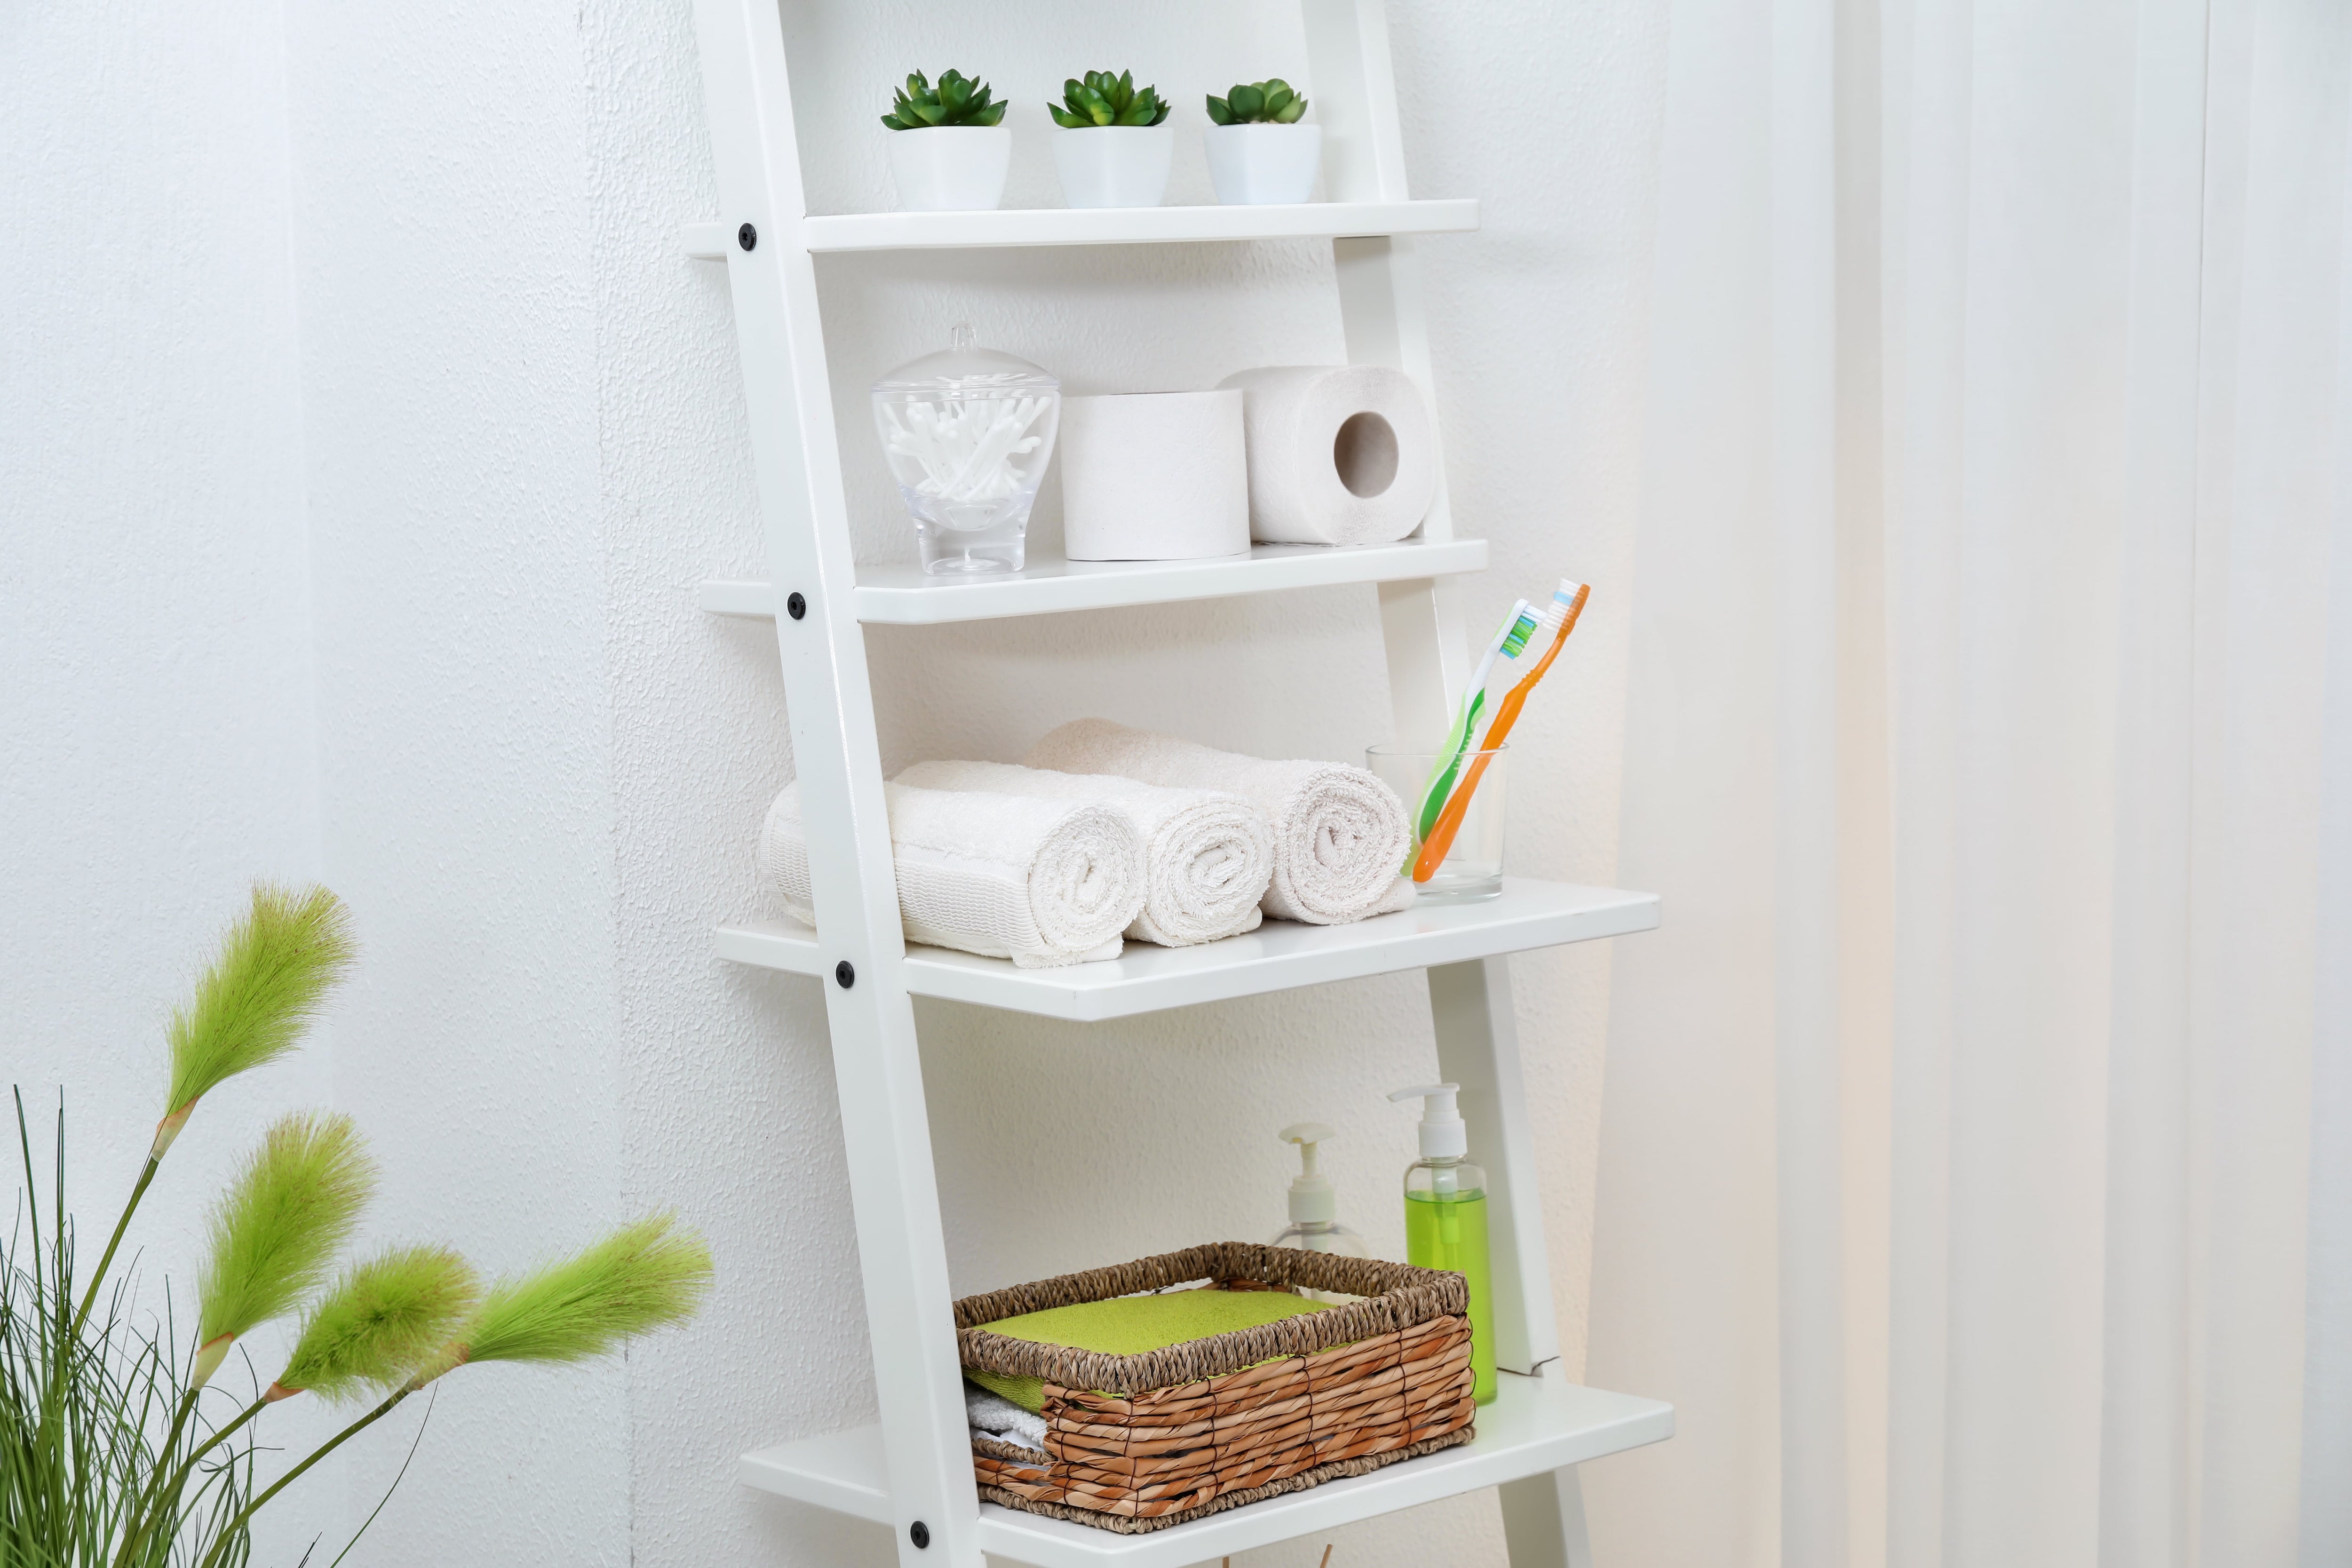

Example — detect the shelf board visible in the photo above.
[700,538,1486,627]
[739,1373,1671,1568]
[716,878,1658,1022]
[680,199,1477,258]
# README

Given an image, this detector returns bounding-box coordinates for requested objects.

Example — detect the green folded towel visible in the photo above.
[967,1289,1331,1413]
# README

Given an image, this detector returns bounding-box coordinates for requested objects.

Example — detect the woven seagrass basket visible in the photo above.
[956,1242,1476,1534]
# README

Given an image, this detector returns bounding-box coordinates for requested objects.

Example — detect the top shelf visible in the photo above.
[680,199,1478,257]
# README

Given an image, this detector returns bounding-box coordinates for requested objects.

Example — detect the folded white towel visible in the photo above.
[1024,719,1417,925]
[757,780,1144,967]
[894,760,1273,947]
[965,1381,1048,1455]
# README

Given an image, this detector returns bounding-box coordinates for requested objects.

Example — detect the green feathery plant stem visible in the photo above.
[1205,79,1310,125]
[16,885,711,1568]
[1048,70,1171,128]
[192,1113,373,1391]
[426,1212,712,1378]
[73,885,354,1342]
[194,1215,710,1568]
[6,1093,264,1568]
[117,1247,474,1566]
[106,1113,373,1568]
[270,1244,477,1404]
[880,69,1006,129]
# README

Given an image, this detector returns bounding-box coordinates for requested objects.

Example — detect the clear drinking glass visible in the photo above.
[1366,742,1508,902]
[870,324,1060,575]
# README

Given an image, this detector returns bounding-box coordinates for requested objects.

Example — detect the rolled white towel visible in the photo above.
[757,780,1144,967]
[1024,719,1417,926]
[965,1381,1048,1455]
[895,759,1273,947]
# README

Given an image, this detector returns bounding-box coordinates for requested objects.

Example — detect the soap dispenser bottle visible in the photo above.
[1390,1084,1495,1404]
[1271,1123,1370,1302]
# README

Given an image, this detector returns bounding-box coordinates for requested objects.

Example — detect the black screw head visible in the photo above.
[786,591,806,621]
[834,960,856,989]
[738,222,757,252]
[908,1522,930,1550]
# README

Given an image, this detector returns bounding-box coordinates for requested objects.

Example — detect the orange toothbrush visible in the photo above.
[1411,580,1589,883]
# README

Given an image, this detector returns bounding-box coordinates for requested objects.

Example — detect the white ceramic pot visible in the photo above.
[885,126,1013,212]
[1051,123,1176,208]
[1203,122,1323,205]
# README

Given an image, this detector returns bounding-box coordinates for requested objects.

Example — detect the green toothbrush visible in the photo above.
[1406,599,1535,868]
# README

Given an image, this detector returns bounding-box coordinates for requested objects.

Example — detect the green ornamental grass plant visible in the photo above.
[2,884,713,1568]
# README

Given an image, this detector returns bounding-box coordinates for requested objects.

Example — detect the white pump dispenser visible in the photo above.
[1388,1084,1468,1161]
[1281,1122,1338,1224]
[1390,1082,1496,1403]
[1271,1122,1369,1297]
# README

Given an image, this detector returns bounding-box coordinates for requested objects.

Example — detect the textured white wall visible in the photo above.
[3,0,1671,1564]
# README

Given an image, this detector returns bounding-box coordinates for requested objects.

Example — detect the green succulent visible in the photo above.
[881,69,1007,130]
[1206,79,1310,126]
[1049,69,1172,128]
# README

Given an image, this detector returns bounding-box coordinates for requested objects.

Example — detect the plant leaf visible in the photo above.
[1275,94,1309,123]
[1206,95,1232,125]
[1228,83,1266,120]
[974,99,1007,126]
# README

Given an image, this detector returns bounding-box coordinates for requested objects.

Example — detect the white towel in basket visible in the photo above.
[895,759,1273,947]
[757,780,1143,967]
[1024,719,1416,925]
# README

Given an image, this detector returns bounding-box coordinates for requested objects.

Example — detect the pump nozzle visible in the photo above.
[1279,1122,1337,1223]
[1388,1083,1468,1160]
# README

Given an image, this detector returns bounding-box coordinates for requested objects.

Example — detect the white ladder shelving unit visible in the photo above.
[684,4,1673,1565]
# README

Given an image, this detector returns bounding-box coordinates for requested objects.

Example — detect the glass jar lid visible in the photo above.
[872,323,1058,396]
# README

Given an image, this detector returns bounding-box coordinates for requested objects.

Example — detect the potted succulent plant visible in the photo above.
[881,69,1011,212]
[1203,78,1320,205]
[1048,70,1175,208]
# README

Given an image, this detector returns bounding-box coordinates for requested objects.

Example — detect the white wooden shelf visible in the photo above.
[739,1372,1672,1568]
[717,879,1659,1022]
[690,2,1667,1560]
[680,199,1477,258]
[700,538,1487,627]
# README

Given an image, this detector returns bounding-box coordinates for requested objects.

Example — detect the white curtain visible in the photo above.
[1584,0,2352,1563]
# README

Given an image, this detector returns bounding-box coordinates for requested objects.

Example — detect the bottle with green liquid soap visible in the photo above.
[1270,1123,1370,1302]
[1391,1084,1495,1404]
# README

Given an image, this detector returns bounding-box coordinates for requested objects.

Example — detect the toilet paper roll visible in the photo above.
[1215,365,1437,546]
[1059,390,1252,562]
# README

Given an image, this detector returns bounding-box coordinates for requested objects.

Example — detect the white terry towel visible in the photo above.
[966,1381,1048,1456]
[895,759,1273,947]
[1024,719,1417,926]
[757,780,1144,967]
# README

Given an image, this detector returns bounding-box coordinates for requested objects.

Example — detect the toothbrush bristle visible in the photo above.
[1500,611,1540,657]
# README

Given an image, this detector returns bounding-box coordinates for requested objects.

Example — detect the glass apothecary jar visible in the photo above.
[870,326,1060,575]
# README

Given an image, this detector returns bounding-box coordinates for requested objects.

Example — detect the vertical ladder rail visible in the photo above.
[1304,0,1473,733]
[1310,6,1597,1566]
[688,2,981,1564]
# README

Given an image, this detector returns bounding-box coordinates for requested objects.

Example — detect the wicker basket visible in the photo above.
[955,1242,1476,1534]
